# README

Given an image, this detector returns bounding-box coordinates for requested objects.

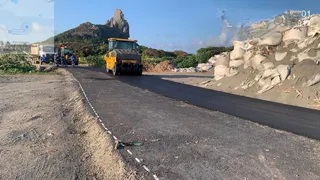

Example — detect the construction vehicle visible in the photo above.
[58,45,78,65]
[104,38,143,75]
[31,44,56,64]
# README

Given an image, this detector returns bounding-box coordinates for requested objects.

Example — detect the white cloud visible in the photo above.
[31,23,46,33]
[0,24,6,30]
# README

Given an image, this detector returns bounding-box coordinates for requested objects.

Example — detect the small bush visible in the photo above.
[172,55,197,68]
[0,54,35,73]
[85,55,105,68]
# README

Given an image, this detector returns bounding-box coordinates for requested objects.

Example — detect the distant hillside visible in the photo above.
[43,9,130,56]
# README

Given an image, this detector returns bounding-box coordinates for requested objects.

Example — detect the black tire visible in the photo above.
[137,67,142,76]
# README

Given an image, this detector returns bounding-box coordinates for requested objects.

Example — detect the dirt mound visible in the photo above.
[143,60,175,72]
[153,60,174,72]
[142,62,155,72]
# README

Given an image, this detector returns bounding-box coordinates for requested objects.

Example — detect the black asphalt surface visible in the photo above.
[68,67,320,180]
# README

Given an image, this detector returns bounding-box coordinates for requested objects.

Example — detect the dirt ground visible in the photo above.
[0,69,142,180]
[145,67,320,110]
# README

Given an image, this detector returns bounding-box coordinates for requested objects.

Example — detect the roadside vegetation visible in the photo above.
[139,45,234,68]
[0,54,36,73]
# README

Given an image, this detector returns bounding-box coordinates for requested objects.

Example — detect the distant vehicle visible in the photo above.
[104,38,143,75]
[31,44,56,64]
[59,45,78,65]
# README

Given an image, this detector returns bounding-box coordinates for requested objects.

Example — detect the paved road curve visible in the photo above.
[69,67,320,180]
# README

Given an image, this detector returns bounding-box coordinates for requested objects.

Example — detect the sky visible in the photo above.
[0,0,319,53]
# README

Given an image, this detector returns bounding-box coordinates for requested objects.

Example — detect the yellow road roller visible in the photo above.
[104,38,143,75]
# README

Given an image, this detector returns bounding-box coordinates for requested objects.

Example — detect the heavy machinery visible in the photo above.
[104,38,143,75]
[31,44,56,64]
[58,45,78,65]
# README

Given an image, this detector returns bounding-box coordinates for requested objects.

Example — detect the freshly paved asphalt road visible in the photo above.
[69,67,320,180]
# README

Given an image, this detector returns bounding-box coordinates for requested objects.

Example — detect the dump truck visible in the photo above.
[31,44,56,64]
[104,38,143,75]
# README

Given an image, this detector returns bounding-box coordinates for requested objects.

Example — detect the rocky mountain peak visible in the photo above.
[105,8,129,38]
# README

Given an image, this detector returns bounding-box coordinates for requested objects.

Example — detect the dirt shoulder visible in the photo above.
[0,70,142,180]
[147,69,320,110]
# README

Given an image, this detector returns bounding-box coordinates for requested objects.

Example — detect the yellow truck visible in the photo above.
[104,38,143,75]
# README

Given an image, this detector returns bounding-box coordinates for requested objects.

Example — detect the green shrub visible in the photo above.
[196,51,212,64]
[84,55,105,68]
[172,55,197,68]
[195,46,234,63]
[0,54,35,73]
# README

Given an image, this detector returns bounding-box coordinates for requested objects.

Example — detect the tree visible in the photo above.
[5,41,10,47]
[0,41,4,46]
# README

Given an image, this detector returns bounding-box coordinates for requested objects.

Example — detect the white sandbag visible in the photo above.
[197,63,213,72]
[257,76,281,94]
[258,32,283,46]
[276,65,290,81]
[229,59,244,67]
[283,26,308,41]
[215,52,230,66]
[230,48,245,60]
[262,68,280,79]
[304,74,320,87]
[271,76,281,86]
[297,49,312,62]
[186,67,197,72]
[255,73,262,81]
[258,78,271,87]
[262,62,275,70]
[214,65,229,80]
[233,41,245,49]
[208,56,216,64]
[241,39,259,51]
[308,16,320,37]
[250,54,267,70]
[275,51,288,61]
[243,50,254,61]
[226,68,239,77]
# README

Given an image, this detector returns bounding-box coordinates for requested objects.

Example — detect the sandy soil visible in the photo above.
[0,69,142,180]
[145,65,320,110]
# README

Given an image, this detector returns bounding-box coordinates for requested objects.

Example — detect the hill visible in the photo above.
[45,9,130,56]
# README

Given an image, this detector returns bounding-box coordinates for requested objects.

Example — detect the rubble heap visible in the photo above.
[211,15,320,94]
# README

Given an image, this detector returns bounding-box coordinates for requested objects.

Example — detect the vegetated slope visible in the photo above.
[43,9,129,56]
